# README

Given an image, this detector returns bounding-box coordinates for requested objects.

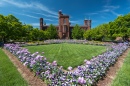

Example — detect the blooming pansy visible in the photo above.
[4,43,128,85]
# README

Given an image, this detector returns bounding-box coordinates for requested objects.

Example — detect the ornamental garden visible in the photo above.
[2,41,129,86]
[0,13,130,86]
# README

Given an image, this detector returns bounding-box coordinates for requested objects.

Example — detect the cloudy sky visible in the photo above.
[0,0,130,28]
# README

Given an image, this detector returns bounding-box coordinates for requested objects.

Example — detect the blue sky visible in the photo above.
[0,0,130,28]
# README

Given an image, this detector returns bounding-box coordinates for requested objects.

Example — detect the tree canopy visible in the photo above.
[1,13,130,42]
[0,14,58,42]
[84,13,130,41]
[72,24,84,39]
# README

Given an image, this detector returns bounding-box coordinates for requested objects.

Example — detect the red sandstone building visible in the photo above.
[40,11,91,39]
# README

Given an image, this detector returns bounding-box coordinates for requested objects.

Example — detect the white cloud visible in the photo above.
[30,22,58,27]
[104,0,111,6]
[31,12,58,18]
[127,7,130,9]
[85,13,98,15]
[44,18,54,21]
[99,5,120,16]
[104,5,120,10]
[92,20,97,23]
[30,23,39,27]
[20,14,39,19]
[0,1,5,7]
[2,0,57,16]
[69,20,81,24]
[2,0,32,8]
[12,11,55,21]
[110,11,122,16]
[101,16,107,19]
[12,12,39,19]
[69,20,84,25]
[34,2,57,16]
[99,5,119,12]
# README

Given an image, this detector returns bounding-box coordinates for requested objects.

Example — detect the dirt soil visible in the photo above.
[3,49,47,86]
[3,48,130,86]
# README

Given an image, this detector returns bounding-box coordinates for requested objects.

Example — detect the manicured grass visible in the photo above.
[112,50,130,86]
[25,43,106,69]
[0,48,28,86]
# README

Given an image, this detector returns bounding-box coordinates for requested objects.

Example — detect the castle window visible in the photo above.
[87,21,90,26]
[63,25,67,33]
[63,19,66,24]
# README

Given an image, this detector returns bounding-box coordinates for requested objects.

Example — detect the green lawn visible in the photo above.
[0,48,28,86]
[111,49,130,86]
[25,43,106,69]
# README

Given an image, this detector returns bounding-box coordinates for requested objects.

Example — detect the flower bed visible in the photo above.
[44,39,87,44]
[4,43,128,86]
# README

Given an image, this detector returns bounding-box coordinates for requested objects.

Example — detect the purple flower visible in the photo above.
[35,55,43,61]
[86,61,91,65]
[52,61,57,66]
[23,62,28,66]
[59,66,63,70]
[30,60,36,67]
[45,70,50,75]
[44,57,47,60]
[78,77,86,85]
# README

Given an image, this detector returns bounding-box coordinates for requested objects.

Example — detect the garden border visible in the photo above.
[97,48,130,86]
[2,49,47,86]
[3,43,129,84]
[3,47,130,86]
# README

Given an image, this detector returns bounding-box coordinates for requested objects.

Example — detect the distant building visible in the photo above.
[40,10,91,39]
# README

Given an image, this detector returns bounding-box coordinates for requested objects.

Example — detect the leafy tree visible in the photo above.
[127,28,130,37]
[31,28,40,41]
[47,24,57,39]
[83,30,92,40]
[5,14,22,41]
[22,24,33,41]
[39,30,45,40]
[0,31,7,42]
[43,31,49,39]
[72,24,83,39]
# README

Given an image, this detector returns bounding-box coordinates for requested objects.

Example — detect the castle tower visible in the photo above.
[40,18,43,30]
[84,19,91,30]
[58,10,70,39]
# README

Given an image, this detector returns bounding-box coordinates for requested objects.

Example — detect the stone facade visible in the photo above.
[40,11,91,39]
